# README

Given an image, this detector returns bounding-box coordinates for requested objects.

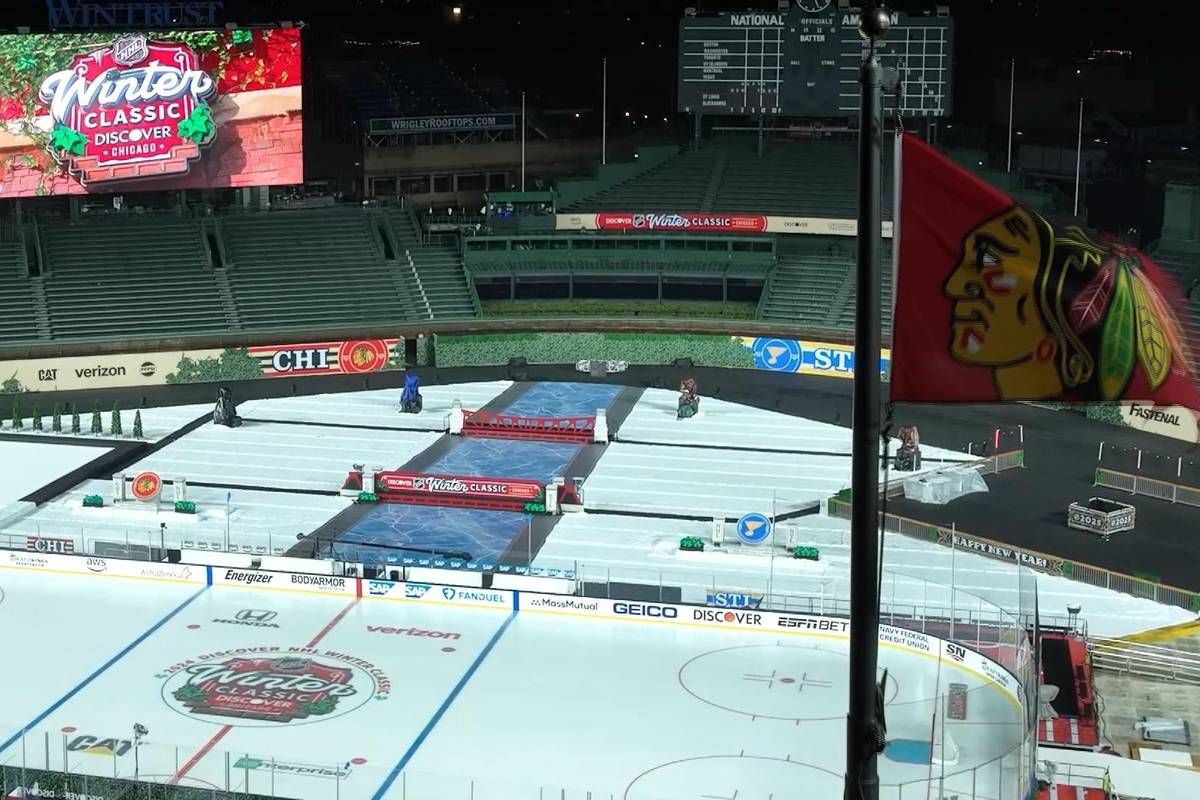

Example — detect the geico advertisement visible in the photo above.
[0,339,400,393]
[0,29,302,197]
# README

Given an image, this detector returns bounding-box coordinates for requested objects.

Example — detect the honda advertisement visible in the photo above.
[0,28,302,197]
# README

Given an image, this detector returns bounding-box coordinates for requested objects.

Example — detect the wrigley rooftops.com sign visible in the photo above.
[45,1,223,28]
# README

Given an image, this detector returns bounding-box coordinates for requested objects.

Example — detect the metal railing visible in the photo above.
[1089,636,1200,684]
[1095,466,1200,508]
[828,452,1200,613]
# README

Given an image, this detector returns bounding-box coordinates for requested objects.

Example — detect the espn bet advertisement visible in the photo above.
[0,28,302,196]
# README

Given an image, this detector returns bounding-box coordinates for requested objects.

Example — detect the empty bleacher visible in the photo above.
[1149,244,1200,375]
[386,208,478,319]
[0,239,39,343]
[38,215,230,341]
[321,49,496,123]
[220,209,414,330]
[565,149,723,213]
[563,138,892,219]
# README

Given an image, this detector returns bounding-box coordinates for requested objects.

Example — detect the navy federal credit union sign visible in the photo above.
[45,1,223,28]
[740,337,891,379]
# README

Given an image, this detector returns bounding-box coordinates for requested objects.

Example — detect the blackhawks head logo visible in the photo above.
[166,655,369,726]
[943,207,1193,401]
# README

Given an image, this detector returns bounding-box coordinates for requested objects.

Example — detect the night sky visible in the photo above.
[3,0,1196,127]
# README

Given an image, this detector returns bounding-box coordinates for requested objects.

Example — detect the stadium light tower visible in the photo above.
[846,2,889,799]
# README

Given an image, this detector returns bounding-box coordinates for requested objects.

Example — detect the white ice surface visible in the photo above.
[237,381,512,431]
[0,403,211,443]
[535,512,1194,638]
[619,387,979,459]
[127,420,441,492]
[0,568,197,748]
[0,576,1024,800]
[586,440,977,518]
[1,479,350,555]
[0,441,110,505]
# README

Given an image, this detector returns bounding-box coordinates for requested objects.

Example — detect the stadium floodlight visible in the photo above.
[452,6,462,16]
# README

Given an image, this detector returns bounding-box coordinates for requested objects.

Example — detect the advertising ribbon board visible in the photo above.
[375,472,544,502]
[0,338,401,394]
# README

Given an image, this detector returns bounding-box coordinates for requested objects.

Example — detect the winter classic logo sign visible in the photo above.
[37,34,217,185]
[159,648,390,727]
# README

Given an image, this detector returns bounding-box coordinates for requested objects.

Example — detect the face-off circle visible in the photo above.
[625,755,841,800]
[678,643,900,721]
[160,650,387,728]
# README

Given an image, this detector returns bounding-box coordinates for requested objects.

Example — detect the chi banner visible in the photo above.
[891,133,1200,415]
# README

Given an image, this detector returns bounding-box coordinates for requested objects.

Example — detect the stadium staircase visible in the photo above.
[1146,242,1200,375]
[758,250,855,329]
[219,209,414,331]
[38,215,230,341]
[385,208,478,320]
[0,238,41,343]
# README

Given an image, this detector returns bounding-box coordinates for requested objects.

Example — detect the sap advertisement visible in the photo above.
[739,337,892,380]
[0,29,302,197]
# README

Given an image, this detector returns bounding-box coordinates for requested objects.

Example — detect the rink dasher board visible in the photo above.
[0,550,1024,706]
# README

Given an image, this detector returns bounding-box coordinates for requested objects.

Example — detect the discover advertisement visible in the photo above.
[0,28,302,197]
[0,338,401,394]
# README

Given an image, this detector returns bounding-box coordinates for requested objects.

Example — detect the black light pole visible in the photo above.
[846,4,889,800]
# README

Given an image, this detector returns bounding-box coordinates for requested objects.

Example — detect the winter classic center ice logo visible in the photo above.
[37,34,217,185]
[160,650,390,727]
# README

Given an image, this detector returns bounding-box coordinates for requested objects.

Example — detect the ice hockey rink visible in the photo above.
[0,565,1028,800]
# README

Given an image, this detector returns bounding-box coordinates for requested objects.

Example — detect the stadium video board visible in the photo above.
[678,6,953,117]
[0,28,302,197]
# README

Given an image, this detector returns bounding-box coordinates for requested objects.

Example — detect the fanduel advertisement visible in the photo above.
[0,29,302,197]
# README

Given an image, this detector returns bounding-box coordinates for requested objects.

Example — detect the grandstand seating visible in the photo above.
[386,208,478,319]
[322,49,496,123]
[221,209,415,330]
[0,239,40,343]
[565,139,894,219]
[565,149,722,213]
[1149,244,1200,374]
[38,215,231,341]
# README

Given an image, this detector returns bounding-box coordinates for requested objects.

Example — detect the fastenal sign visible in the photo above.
[1120,402,1200,444]
[38,35,217,185]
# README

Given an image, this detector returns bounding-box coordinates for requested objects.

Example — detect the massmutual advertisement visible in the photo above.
[738,337,891,380]
[0,28,301,196]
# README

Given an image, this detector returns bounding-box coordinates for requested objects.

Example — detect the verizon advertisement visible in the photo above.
[0,338,399,394]
[0,29,302,197]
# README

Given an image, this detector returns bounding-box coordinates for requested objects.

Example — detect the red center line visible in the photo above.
[167,599,361,786]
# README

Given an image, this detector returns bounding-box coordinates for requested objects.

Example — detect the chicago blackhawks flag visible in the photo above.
[891,133,1200,421]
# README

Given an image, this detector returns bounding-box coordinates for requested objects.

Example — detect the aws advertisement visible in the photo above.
[0,28,301,197]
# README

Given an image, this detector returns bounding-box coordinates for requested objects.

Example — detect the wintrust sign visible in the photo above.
[45,1,224,28]
[38,35,217,185]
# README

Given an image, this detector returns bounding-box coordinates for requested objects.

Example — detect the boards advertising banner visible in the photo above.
[0,28,302,197]
[554,213,894,238]
[0,338,401,394]
[891,133,1200,411]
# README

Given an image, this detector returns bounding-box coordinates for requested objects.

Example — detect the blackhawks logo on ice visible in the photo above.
[161,650,388,727]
